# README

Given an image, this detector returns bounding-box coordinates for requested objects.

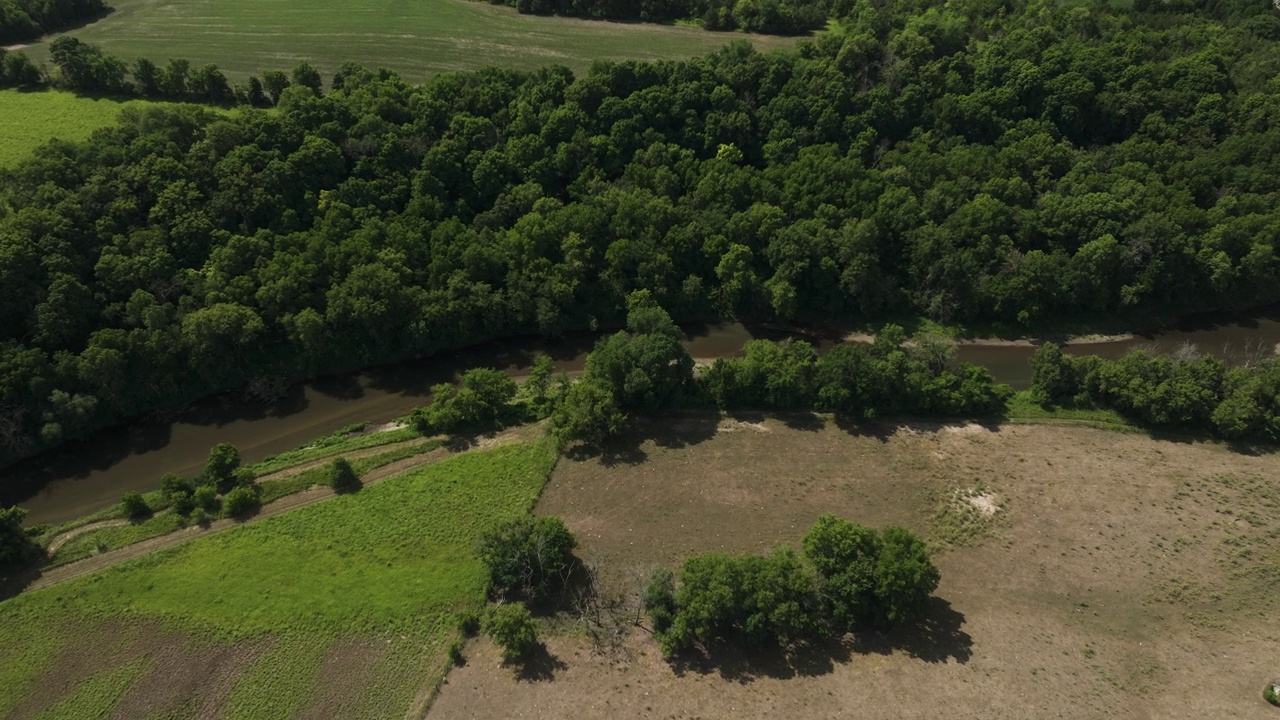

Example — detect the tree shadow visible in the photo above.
[512,642,568,682]
[847,598,973,664]
[667,597,971,682]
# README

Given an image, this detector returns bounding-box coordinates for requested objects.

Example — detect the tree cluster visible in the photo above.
[477,515,579,603]
[0,505,38,575]
[0,0,106,45]
[1031,343,1280,444]
[646,516,939,655]
[704,328,1010,419]
[6,0,1280,471]
[159,443,261,520]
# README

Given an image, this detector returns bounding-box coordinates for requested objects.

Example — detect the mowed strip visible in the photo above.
[0,435,559,719]
[21,0,799,82]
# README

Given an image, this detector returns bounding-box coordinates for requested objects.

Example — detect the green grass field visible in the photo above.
[0,437,559,718]
[0,90,165,167]
[19,0,800,84]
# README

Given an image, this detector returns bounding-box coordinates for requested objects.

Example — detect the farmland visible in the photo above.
[18,0,800,83]
[0,436,559,719]
[430,416,1280,719]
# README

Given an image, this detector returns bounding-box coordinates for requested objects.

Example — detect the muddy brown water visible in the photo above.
[6,312,1280,526]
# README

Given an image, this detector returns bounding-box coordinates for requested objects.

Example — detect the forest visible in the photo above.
[3,0,1280,471]
[0,0,107,45]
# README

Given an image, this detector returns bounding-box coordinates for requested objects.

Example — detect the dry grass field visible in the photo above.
[429,415,1280,719]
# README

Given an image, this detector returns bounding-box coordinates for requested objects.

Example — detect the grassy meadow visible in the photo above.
[0,90,161,167]
[19,0,800,83]
[0,437,559,719]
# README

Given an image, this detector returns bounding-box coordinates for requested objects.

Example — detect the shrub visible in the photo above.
[643,568,677,634]
[447,638,466,666]
[121,491,150,520]
[205,443,242,491]
[457,609,482,637]
[0,506,38,573]
[483,603,539,662]
[193,485,219,513]
[1265,683,1279,706]
[329,457,361,493]
[222,484,261,518]
[477,516,578,603]
[190,507,210,527]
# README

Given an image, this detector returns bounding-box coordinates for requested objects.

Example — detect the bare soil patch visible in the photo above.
[296,637,388,720]
[429,417,1280,719]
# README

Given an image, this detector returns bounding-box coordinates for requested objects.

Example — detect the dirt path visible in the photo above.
[45,519,129,554]
[25,427,537,594]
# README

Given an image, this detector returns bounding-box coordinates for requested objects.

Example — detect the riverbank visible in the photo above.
[9,307,1280,525]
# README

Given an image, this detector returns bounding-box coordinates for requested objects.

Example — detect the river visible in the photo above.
[5,310,1280,525]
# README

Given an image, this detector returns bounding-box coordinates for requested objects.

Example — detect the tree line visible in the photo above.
[491,0,827,35]
[0,0,105,45]
[0,37,330,107]
[1030,342,1280,444]
[4,0,1280,470]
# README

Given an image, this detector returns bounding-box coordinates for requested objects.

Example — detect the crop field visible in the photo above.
[0,90,169,168]
[0,437,559,719]
[430,416,1280,719]
[19,0,800,83]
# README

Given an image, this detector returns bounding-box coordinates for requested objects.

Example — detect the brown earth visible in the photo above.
[427,415,1280,720]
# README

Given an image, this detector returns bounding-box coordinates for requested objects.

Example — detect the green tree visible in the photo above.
[551,378,625,446]
[477,515,578,603]
[222,484,261,518]
[290,61,323,95]
[873,527,940,625]
[261,69,289,104]
[121,491,150,520]
[329,457,361,493]
[484,603,539,662]
[802,515,883,629]
[204,442,241,491]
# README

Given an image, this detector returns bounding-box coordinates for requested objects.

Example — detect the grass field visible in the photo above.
[0,437,559,719]
[19,0,800,84]
[0,90,167,168]
[430,416,1280,719]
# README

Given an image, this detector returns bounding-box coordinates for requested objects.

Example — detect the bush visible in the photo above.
[483,603,539,662]
[193,485,219,513]
[121,491,150,520]
[457,609,482,637]
[448,638,466,666]
[477,516,578,603]
[190,507,210,527]
[643,567,677,634]
[329,457,361,493]
[551,378,625,446]
[222,484,261,518]
[412,368,518,434]
[1265,683,1280,706]
[205,442,242,492]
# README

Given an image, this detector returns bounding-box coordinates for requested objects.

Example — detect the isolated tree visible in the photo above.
[204,442,241,491]
[483,603,539,662]
[121,491,150,520]
[329,457,361,493]
[477,515,578,602]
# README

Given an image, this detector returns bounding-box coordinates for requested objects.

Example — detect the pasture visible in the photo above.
[0,437,559,719]
[430,416,1280,719]
[19,0,800,83]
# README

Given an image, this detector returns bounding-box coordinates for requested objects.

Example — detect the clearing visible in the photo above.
[0,89,185,168]
[0,435,559,719]
[429,415,1280,719]
[19,0,799,83]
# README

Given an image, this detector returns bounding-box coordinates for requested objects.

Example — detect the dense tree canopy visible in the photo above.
[4,0,1280,470]
[0,0,106,45]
